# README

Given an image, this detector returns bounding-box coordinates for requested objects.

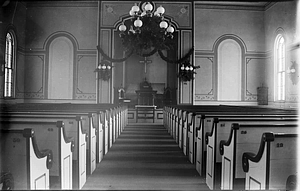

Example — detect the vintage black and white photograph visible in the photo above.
[0,0,299,190]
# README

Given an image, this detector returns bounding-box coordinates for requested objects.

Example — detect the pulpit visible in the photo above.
[135,79,157,122]
[135,79,157,106]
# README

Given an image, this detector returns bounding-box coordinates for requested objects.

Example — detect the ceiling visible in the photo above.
[195,1,271,7]
[194,1,275,11]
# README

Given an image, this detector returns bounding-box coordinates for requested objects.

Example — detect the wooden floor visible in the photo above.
[82,124,209,190]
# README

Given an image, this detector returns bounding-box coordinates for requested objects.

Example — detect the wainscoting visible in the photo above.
[128,108,164,124]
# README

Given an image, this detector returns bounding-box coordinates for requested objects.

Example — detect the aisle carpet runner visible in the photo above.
[83,124,209,190]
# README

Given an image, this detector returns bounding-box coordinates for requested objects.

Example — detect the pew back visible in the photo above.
[220,122,298,190]
[206,118,298,190]
[1,128,52,190]
[0,114,87,189]
[0,120,73,189]
[243,132,298,190]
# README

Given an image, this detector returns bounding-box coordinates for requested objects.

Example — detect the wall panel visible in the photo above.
[195,56,214,100]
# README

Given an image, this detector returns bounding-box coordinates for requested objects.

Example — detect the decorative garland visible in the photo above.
[97,46,134,63]
[97,45,194,64]
[158,48,194,64]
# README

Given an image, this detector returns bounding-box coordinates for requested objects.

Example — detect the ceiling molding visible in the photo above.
[195,1,275,11]
[25,1,98,8]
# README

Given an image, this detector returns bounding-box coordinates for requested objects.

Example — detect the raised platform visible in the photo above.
[128,107,163,124]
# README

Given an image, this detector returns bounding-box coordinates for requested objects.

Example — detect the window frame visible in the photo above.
[274,33,286,102]
[4,29,17,99]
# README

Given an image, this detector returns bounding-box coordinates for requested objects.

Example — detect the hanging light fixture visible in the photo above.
[178,59,200,82]
[118,1,175,56]
[94,60,113,81]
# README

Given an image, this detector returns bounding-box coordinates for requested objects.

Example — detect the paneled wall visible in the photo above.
[194,1,299,107]
[264,1,299,108]
[0,1,27,100]
[0,1,98,103]
[99,1,194,104]
[0,1,298,108]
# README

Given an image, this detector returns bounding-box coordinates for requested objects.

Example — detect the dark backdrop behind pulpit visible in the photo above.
[112,31,178,107]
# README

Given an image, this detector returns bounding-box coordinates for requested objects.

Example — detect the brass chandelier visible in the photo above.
[118,1,175,56]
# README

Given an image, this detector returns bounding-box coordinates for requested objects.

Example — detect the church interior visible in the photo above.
[0,0,299,190]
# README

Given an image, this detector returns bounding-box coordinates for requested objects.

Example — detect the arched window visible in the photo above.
[274,34,285,101]
[4,30,16,98]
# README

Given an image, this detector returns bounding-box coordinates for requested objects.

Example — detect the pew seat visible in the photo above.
[219,122,297,190]
[0,115,87,189]
[242,132,298,190]
[195,114,297,177]
[0,172,14,190]
[1,128,52,190]
[206,118,298,190]
[0,120,74,189]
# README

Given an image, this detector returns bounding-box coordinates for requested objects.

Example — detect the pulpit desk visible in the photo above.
[135,105,157,123]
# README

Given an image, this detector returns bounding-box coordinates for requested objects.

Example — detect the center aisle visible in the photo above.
[83,124,209,190]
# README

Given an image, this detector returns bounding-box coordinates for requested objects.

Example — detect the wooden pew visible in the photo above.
[1,103,124,166]
[60,104,125,163]
[3,111,96,176]
[66,104,126,157]
[0,172,14,190]
[195,112,297,177]
[220,122,298,190]
[174,108,180,143]
[163,105,297,180]
[206,119,297,190]
[242,132,298,190]
[0,114,87,189]
[1,128,53,190]
[0,120,75,189]
[0,103,126,184]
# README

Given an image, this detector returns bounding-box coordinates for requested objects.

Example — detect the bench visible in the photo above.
[1,103,126,166]
[0,103,128,183]
[242,132,298,190]
[206,119,297,190]
[1,128,52,190]
[195,112,297,177]
[2,110,97,176]
[0,120,75,189]
[0,114,87,189]
[220,122,298,190]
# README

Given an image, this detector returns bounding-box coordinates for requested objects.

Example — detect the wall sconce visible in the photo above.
[178,59,200,82]
[286,61,298,85]
[94,60,113,81]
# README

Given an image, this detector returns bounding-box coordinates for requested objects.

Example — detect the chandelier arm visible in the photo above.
[97,46,134,63]
[158,47,194,64]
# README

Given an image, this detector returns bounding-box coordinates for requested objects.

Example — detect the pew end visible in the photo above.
[220,121,298,190]
[1,128,52,190]
[243,132,298,190]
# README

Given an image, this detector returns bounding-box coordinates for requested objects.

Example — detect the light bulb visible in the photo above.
[167,26,174,33]
[181,65,185,70]
[102,65,107,69]
[190,66,194,71]
[185,66,189,71]
[144,2,153,11]
[107,65,111,70]
[156,6,165,15]
[160,21,168,29]
[134,18,143,27]
[119,24,126,31]
[129,10,134,16]
[291,68,296,73]
[131,4,140,13]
